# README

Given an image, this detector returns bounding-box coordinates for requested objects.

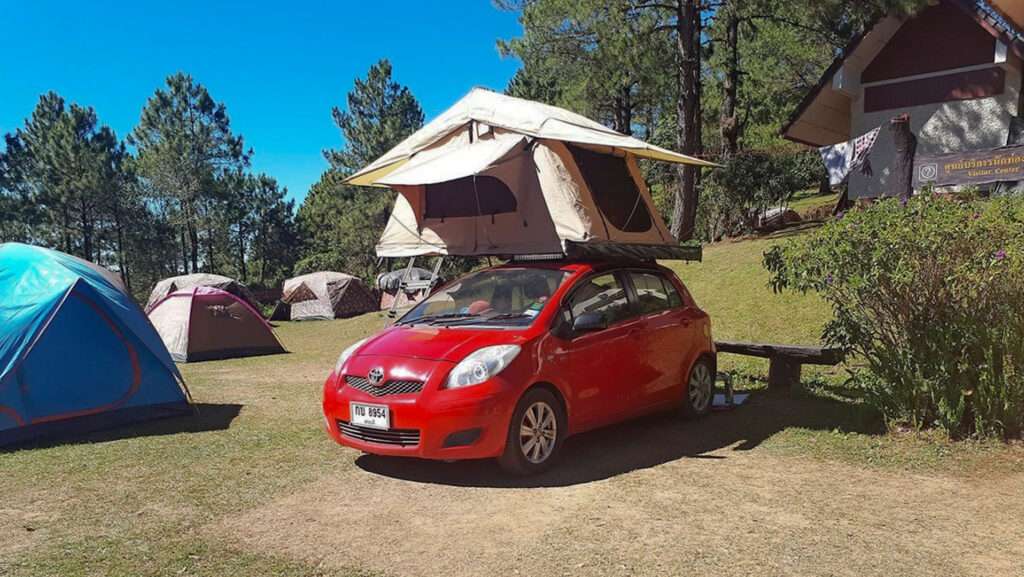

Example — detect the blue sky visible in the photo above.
[1,1,523,202]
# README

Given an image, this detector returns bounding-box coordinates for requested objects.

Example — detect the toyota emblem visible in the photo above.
[367,367,385,386]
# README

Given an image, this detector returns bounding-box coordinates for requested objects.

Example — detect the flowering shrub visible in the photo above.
[764,194,1024,439]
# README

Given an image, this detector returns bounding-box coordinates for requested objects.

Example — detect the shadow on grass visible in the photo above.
[0,403,243,453]
[355,391,883,488]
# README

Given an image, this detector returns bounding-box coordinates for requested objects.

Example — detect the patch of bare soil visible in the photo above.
[0,502,57,559]
[214,418,1024,577]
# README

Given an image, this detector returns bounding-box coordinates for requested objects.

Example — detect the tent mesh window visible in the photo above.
[425,175,517,219]
[568,145,653,233]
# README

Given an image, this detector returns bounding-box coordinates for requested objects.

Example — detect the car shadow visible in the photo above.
[0,403,243,453]
[354,391,884,488]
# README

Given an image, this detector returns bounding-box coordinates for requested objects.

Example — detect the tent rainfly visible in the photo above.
[145,274,259,314]
[279,272,378,321]
[148,287,285,362]
[345,88,717,260]
[0,243,190,446]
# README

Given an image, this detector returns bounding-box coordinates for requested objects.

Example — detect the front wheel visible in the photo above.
[498,388,566,475]
[681,358,714,419]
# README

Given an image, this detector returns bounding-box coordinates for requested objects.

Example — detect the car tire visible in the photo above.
[681,357,714,419]
[498,388,566,475]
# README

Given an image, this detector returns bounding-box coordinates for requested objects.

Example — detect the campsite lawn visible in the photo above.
[3,233,1023,577]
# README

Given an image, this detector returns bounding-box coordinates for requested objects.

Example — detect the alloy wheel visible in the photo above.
[689,362,713,413]
[519,401,557,464]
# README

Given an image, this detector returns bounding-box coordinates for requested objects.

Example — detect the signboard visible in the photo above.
[914,145,1024,188]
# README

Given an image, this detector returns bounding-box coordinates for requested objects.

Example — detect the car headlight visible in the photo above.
[445,344,521,389]
[335,338,368,375]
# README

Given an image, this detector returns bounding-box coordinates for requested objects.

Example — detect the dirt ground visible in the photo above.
[216,397,1024,577]
[4,318,1022,577]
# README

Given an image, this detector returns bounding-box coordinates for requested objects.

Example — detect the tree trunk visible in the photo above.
[670,0,702,241]
[62,204,72,253]
[720,4,740,157]
[206,227,215,274]
[189,221,199,273]
[180,229,189,274]
[613,84,633,136]
[80,198,93,262]
[114,211,130,292]
[889,114,916,200]
[238,223,247,282]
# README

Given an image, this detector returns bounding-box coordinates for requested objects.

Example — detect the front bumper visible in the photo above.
[322,355,519,460]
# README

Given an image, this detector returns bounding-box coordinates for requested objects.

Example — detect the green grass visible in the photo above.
[2,233,1021,576]
[788,188,839,217]
[663,233,836,379]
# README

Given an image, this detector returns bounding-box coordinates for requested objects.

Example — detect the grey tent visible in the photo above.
[279,272,378,321]
[146,273,259,314]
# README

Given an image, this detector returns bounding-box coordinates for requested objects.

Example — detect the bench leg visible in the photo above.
[768,358,801,390]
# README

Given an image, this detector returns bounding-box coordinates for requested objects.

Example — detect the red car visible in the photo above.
[322,260,716,475]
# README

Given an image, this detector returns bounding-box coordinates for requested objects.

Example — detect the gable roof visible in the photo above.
[783,0,1024,147]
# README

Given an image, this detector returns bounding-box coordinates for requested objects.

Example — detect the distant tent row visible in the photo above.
[0,243,395,446]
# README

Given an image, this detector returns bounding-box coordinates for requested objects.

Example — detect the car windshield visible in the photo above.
[398,267,570,328]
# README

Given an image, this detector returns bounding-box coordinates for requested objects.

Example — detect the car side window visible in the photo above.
[567,273,631,326]
[628,272,680,315]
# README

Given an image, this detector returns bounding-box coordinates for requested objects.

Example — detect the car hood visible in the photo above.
[356,325,524,362]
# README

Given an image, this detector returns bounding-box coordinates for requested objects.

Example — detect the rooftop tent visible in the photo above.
[345,88,716,260]
[145,273,259,314]
[280,271,378,321]
[148,287,285,362]
[0,243,190,446]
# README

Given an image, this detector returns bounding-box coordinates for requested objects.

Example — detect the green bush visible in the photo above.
[698,148,823,240]
[764,194,1024,439]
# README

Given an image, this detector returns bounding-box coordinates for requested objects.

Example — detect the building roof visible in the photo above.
[782,0,1024,147]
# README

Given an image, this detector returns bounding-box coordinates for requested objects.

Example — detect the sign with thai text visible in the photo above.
[914,145,1024,188]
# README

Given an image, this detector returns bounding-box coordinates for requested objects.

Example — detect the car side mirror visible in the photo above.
[572,312,607,332]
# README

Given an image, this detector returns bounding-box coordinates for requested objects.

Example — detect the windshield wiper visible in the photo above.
[440,312,536,326]
[397,312,480,326]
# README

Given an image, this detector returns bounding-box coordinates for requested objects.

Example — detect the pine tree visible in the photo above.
[130,72,251,273]
[297,60,423,282]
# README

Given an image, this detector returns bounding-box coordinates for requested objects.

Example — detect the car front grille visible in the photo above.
[337,420,420,447]
[344,375,424,397]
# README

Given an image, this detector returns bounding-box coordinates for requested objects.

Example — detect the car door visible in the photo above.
[624,270,700,410]
[557,271,646,429]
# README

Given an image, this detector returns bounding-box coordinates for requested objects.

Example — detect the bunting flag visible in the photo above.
[819,126,882,185]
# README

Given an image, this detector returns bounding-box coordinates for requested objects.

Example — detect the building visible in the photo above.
[783,0,1024,199]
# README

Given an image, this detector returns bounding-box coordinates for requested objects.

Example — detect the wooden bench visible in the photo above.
[714,341,843,390]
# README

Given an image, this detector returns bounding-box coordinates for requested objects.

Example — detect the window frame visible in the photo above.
[621,268,687,318]
[555,269,637,337]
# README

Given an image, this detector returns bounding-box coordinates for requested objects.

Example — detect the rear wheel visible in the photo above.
[498,388,566,475]
[681,358,714,419]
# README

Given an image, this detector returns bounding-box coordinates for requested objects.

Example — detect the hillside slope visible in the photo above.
[663,231,833,377]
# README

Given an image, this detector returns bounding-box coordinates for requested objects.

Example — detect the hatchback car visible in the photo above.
[322,260,715,474]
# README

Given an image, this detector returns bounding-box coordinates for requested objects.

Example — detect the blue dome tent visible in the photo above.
[0,243,191,446]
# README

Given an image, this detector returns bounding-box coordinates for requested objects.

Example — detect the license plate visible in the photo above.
[350,402,389,430]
